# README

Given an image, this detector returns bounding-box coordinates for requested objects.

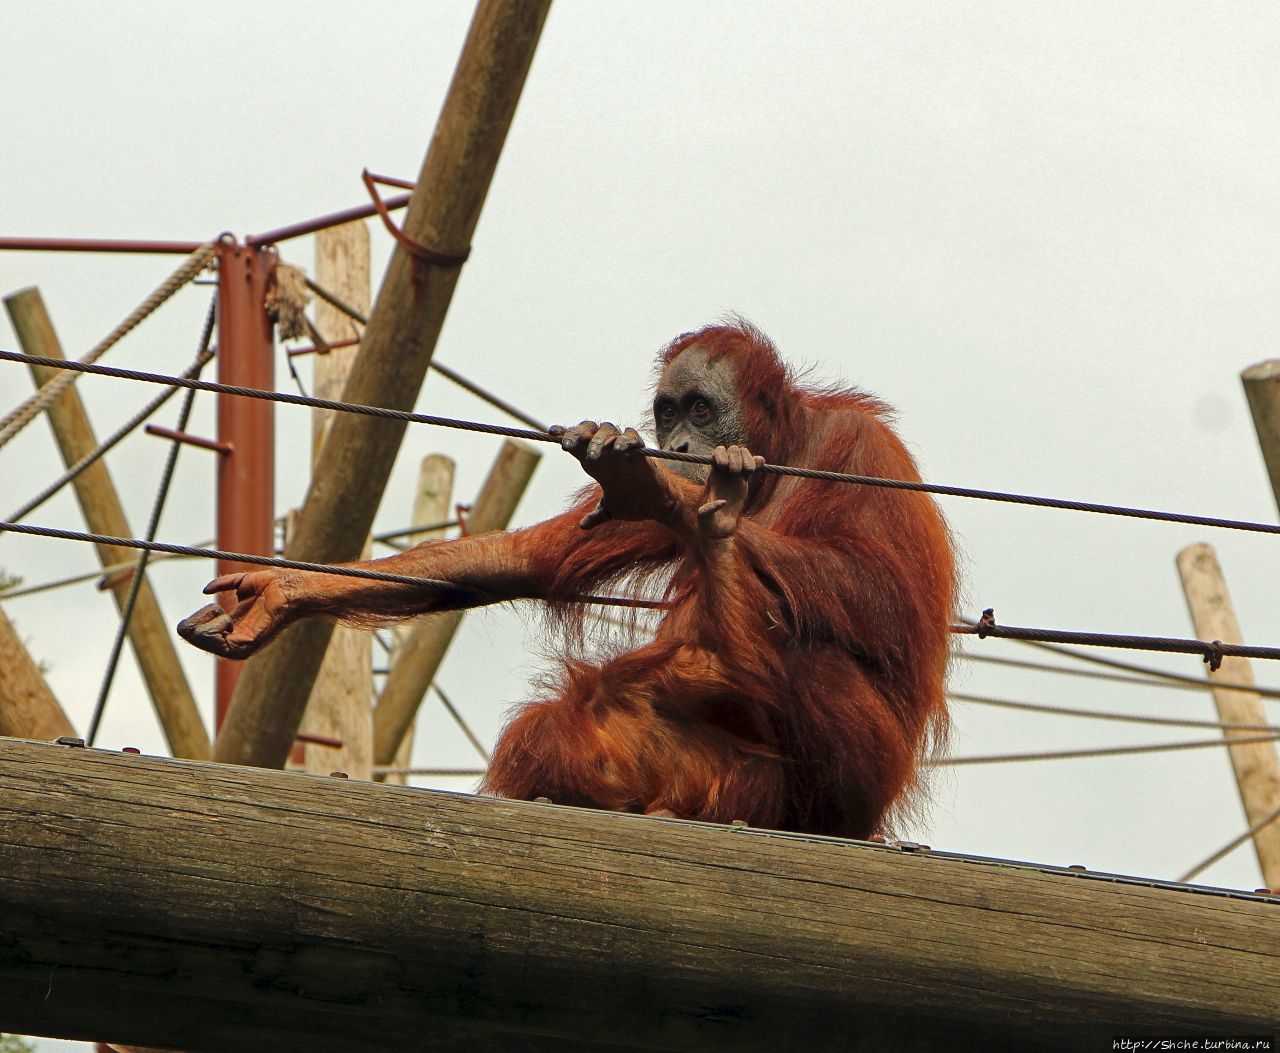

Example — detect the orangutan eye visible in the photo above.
[691,398,712,424]
[655,402,677,426]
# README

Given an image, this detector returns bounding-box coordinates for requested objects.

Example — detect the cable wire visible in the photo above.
[1177,802,1280,884]
[5,348,1280,539]
[1014,638,1280,701]
[951,690,1280,733]
[958,650,1280,701]
[6,518,1280,654]
[931,731,1280,766]
[7,347,216,525]
[88,299,215,744]
[301,275,546,430]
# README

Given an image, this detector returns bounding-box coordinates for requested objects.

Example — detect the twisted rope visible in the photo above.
[0,242,216,448]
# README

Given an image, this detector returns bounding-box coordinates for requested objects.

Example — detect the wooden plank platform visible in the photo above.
[0,735,1275,1051]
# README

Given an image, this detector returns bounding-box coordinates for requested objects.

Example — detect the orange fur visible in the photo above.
[479,323,955,838]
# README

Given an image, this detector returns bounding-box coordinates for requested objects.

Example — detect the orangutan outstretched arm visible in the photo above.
[177,423,702,660]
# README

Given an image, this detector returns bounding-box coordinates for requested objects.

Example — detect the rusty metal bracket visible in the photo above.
[1203,640,1226,672]
[145,424,232,455]
[361,169,471,268]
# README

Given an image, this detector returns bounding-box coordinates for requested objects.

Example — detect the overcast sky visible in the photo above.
[3,5,1280,1043]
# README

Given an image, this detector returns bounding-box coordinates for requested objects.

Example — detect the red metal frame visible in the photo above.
[0,184,416,734]
[214,242,277,727]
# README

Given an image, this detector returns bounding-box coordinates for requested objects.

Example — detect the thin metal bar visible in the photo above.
[433,684,491,762]
[287,337,361,358]
[0,237,205,254]
[144,425,231,455]
[245,192,412,248]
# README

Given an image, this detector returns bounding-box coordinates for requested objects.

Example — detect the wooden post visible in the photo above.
[4,288,210,760]
[1176,543,1280,888]
[381,454,455,786]
[1,738,1275,1051]
[215,0,551,769]
[1242,359,1280,519]
[295,222,374,780]
[0,606,76,741]
[373,439,539,767]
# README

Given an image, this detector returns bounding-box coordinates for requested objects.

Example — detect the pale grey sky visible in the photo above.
[3,5,1280,1044]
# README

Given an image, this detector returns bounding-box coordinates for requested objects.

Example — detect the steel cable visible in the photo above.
[4,348,1280,538]
[88,299,216,744]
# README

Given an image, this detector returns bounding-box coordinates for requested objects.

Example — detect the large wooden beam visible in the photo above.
[0,606,75,740]
[215,0,551,769]
[4,287,209,759]
[0,737,1275,1052]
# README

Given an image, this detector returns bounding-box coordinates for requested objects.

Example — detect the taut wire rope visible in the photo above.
[4,348,1280,537]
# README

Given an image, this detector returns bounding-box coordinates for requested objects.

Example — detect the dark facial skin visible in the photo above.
[653,346,747,482]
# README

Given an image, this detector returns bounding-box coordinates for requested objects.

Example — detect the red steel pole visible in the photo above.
[215,242,276,728]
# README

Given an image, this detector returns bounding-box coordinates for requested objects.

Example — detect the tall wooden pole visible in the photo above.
[4,288,209,759]
[1176,543,1280,888]
[373,439,539,767]
[1242,359,1280,519]
[215,0,551,769]
[382,454,456,786]
[0,605,76,741]
[295,222,374,780]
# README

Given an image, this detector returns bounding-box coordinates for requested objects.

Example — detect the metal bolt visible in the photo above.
[55,736,86,748]
[122,747,141,755]
[329,771,349,779]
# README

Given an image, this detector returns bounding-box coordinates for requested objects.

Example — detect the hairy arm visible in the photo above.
[178,427,700,659]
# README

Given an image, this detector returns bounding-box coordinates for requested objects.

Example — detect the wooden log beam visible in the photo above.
[1177,543,1280,888]
[215,0,551,770]
[382,453,456,785]
[0,737,1276,1052]
[1241,358,1280,518]
[373,438,539,767]
[4,287,209,759]
[0,606,75,740]
[295,222,374,780]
